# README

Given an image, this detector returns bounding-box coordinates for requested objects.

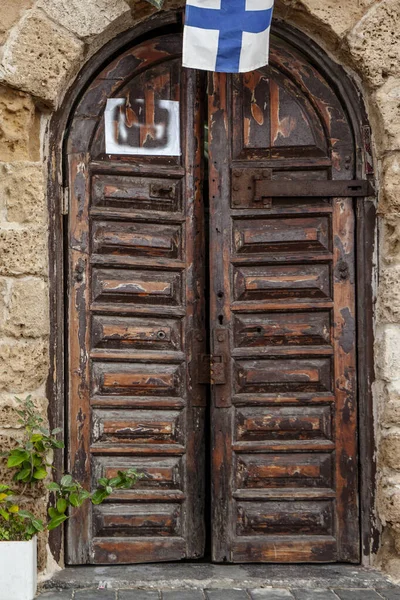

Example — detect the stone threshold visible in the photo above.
[42,564,395,592]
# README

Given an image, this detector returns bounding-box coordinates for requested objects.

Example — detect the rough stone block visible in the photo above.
[0,86,40,162]
[38,0,131,40]
[0,338,48,392]
[375,325,400,382]
[3,277,49,337]
[0,162,46,224]
[0,0,33,45]
[374,78,400,153]
[380,154,400,215]
[380,380,400,426]
[378,479,400,524]
[285,0,367,43]
[380,216,400,267]
[377,267,400,322]
[0,227,47,276]
[0,391,48,429]
[381,434,400,470]
[0,277,8,331]
[0,9,84,105]
[347,0,400,89]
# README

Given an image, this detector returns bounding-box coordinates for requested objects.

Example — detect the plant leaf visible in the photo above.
[18,510,36,520]
[91,489,108,505]
[31,518,44,532]
[69,493,80,507]
[60,475,73,487]
[0,508,9,521]
[7,450,29,467]
[15,468,32,481]
[57,498,67,514]
[33,467,47,480]
[48,514,68,531]
[47,482,60,491]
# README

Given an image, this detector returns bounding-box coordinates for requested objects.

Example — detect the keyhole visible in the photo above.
[157,331,166,340]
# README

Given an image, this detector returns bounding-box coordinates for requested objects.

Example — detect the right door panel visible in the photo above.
[208,60,359,563]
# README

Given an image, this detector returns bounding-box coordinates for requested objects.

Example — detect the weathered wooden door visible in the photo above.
[208,44,361,563]
[67,31,362,564]
[67,34,207,564]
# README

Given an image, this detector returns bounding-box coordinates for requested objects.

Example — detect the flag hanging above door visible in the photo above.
[182,0,274,73]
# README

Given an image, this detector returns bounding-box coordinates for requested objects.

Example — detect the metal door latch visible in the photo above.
[198,354,226,385]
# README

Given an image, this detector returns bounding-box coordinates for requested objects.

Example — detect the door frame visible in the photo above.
[46,11,378,564]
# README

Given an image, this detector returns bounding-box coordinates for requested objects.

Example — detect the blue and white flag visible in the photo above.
[183,0,274,73]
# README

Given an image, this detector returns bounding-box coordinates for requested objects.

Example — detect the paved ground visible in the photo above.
[36,589,400,599]
[37,564,400,599]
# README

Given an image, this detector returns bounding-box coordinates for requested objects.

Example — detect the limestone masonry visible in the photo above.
[0,0,399,578]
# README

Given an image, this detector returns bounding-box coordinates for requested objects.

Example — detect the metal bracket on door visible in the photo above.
[253,179,375,201]
[197,329,229,387]
[198,354,226,385]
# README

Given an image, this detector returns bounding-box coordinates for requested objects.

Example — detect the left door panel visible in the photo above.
[66,37,206,564]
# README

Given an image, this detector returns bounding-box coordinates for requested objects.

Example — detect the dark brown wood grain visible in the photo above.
[208,46,361,562]
[56,20,376,566]
[66,37,206,565]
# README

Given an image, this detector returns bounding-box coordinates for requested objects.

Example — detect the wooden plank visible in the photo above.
[231,537,337,563]
[92,538,186,564]
[332,197,359,562]
[208,71,234,562]
[232,440,335,453]
[233,489,336,500]
[67,152,92,564]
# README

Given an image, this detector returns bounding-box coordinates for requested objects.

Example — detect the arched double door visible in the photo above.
[66,29,367,565]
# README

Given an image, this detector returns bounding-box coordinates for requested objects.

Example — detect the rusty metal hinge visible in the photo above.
[198,354,226,385]
[62,186,69,215]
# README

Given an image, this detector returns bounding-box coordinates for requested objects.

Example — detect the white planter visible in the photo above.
[0,536,37,600]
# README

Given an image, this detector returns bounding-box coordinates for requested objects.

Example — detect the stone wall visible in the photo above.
[0,0,399,577]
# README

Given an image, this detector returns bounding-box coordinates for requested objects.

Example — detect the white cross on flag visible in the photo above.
[183,0,274,73]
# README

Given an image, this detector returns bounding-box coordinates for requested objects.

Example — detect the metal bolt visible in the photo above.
[218,334,224,342]
[196,334,203,342]
[233,184,240,191]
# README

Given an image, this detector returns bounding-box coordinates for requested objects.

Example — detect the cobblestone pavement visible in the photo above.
[36,588,400,599]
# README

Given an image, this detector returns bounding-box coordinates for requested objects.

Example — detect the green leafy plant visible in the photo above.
[0,398,142,541]
[5,396,63,484]
[0,485,44,541]
[46,469,141,531]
